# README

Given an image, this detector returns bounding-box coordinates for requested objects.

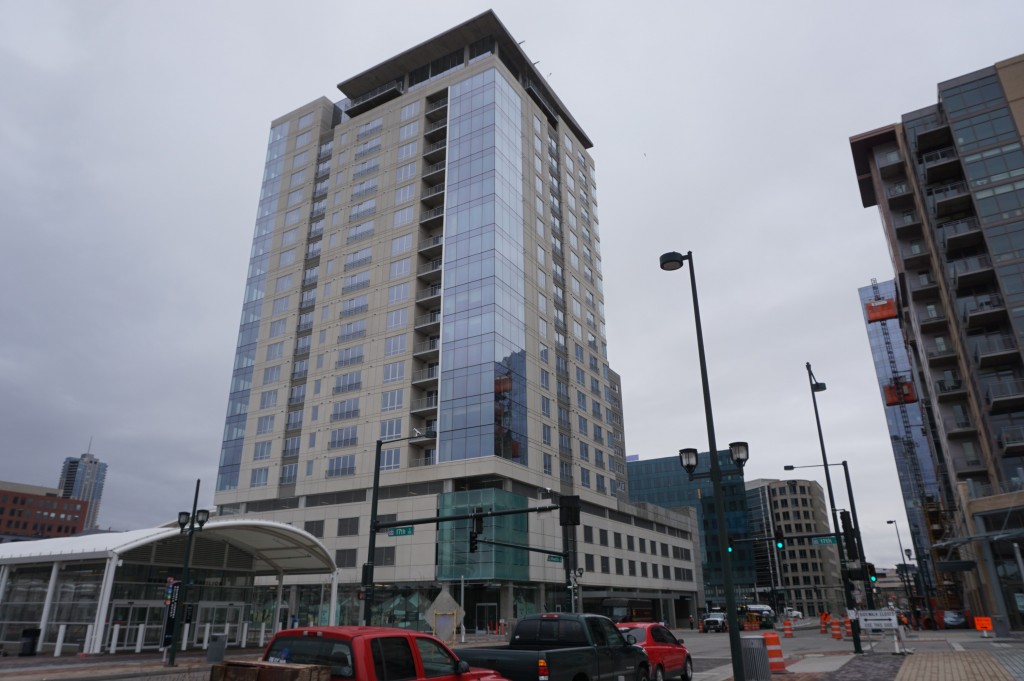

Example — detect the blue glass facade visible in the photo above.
[627,453,756,605]
[439,68,528,464]
[215,122,286,491]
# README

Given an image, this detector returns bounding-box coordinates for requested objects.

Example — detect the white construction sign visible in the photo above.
[857,610,898,630]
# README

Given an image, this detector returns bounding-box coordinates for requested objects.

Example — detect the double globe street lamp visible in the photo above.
[661,251,747,681]
[166,479,209,668]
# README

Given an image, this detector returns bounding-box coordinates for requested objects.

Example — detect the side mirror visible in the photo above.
[457,660,471,674]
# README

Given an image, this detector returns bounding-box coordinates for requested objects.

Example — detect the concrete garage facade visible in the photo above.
[0,519,334,655]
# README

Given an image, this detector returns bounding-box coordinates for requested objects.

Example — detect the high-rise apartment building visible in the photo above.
[627,452,754,610]
[213,11,702,628]
[745,479,842,618]
[850,54,1024,631]
[57,453,106,530]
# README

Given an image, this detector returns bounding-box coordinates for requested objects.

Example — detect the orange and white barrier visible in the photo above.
[831,619,842,640]
[819,618,828,634]
[843,617,853,639]
[782,619,793,638]
[762,631,787,673]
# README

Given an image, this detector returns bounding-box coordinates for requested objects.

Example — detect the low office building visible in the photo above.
[0,481,89,542]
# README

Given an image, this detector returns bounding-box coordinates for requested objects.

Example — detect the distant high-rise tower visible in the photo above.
[850,54,1024,631]
[58,453,107,529]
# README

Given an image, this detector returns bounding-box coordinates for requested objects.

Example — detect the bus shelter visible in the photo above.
[0,519,335,655]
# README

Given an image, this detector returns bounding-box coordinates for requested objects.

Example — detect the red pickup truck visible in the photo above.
[263,626,513,681]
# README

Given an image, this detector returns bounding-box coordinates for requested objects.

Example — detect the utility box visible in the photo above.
[740,635,772,681]
[207,634,228,663]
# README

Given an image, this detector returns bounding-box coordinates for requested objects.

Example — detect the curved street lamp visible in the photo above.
[166,479,209,667]
[661,251,745,681]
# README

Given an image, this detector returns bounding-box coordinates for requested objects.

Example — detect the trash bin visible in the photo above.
[19,628,41,657]
[740,635,771,681]
[207,634,228,663]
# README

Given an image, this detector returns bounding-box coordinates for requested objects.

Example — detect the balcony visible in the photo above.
[415,311,441,333]
[941,217,983,252]
[918,310,947,331]
[407,426,438,447]
[346,79,404,117]
[317,142,333,161]
[877,152,904,180]
[999,426,1024,456]
[416,286,442,308]
[344,256,372,272]
[421,183,446,208]
[925,343,958,367]
[893,211,923,239]
[413,338,440,360]
[949,254,994,291]
[901,243,931,269]
[886,182,915,209]
[420,205,444,228]
[423,139,447,163]
[915,118,952,153]
[943,415,976,437]
[425,97,448,121]
[412,366,439,386]
[335,355,364,368]
[299,298,315,311]
[929,181,971,217]
[951,455,987,476]
[290,369,308,381]
[934,378,966,402]
[330,409,360,422]
[908,274,939,300]
[410,395,439,415]
[287,395,305,406]
[332,382,362,395]
[986,379,1024,413]
[338,329,366,344]
[962,295,1006,328]
[973,335,1018,368]
[422,160,446,182]
[922,146,961,184]
[417,258,444,282]
[424,119,448,142]
[297,321,313,333]
[418,234,444,260]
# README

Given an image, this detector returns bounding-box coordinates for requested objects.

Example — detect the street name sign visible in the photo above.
[387,526,414,537]
[547,555,563,563]
[857,610,897,630]
[811,536,837,545]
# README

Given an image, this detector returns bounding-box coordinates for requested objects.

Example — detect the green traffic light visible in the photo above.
[775,541,784,549]
[727,545,733,553]
[869,575,877,582]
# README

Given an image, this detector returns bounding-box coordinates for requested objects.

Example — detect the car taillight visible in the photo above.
[538,658,549,681]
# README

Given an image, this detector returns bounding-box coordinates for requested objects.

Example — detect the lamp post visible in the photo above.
[887,521,915,614]
[805,363,862,653]
[661,250,746,681]
[784,460,874,608]
[362,430,435,626]
[166,479,209,667]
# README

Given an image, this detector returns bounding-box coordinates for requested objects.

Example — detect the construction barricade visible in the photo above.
[762,631,787,674]
[831,619,842,640]
[782,619,794,638]
[843,617,853,639]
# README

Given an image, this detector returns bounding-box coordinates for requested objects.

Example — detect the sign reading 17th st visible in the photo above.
[812,536,837,545]
[387,526,414,537]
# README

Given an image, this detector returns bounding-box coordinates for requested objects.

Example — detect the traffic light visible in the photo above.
[469,530,479,553]
[866,563,877,583]
[774,528,785,550]
[473,507,484,534]
[559,495,581,526]
[840,510,859,560]
[726,537,734,553]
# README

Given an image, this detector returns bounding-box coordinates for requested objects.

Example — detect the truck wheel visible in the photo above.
[681,657,693,681]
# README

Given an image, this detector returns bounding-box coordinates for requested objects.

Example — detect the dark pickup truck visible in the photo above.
[455,613,649,681]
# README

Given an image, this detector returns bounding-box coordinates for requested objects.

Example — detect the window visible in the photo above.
[390,258,411,279]
[334,371,361,393]
[394,206,414,227]
[388,283,410,304]
[254,441,272,460]
[383,361,405,383]
[391,234,413,254]
[396,161,417,182]
[394,184,415,204]
[399,121,419,140]
[337,517,359,535]
[256,415,275,434]
[327,454,356,476]
[263,365,281,384]
[272,297,290,315]
[380,418,403,442]
[381,447,401,471]
[259,390,277,409]
[397,141,417,160]
[332,397,360,421]
[381,389,404,412]
[335,549,357,568]
[385,334,407,356]
[280,463,297,484]
[400,101,420,121]
[540,396,551,417]
[386,309,408,329]
[250,467,269,487]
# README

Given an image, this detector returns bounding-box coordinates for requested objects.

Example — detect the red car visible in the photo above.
[617,623,692,681]
[263,626,511,681]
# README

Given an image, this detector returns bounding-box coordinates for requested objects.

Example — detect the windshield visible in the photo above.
[619,627,645,642]
[265,636,354,678]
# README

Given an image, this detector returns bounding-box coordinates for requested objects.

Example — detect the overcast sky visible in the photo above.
[3,1,1023,571]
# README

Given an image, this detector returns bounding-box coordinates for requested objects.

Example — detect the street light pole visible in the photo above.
[661,251,745,681]
[166,479,209,667]
[362,431,435,626]
[887,520,914,614]
[806,363,862,653]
